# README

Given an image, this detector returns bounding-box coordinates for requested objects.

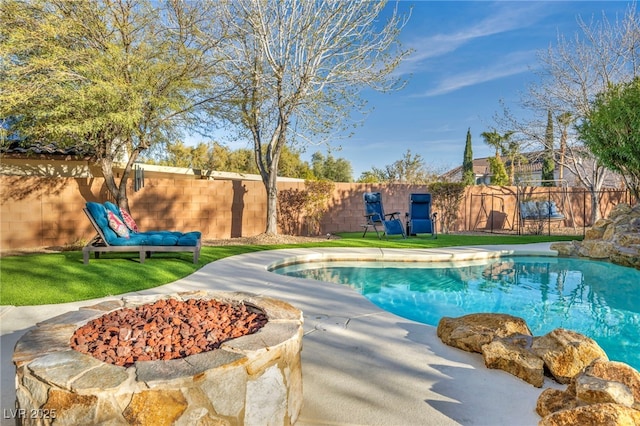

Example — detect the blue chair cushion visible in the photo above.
[411,219,433,234]
[177,232,202,246]
[86,202,201,246]
[382,219,405,236]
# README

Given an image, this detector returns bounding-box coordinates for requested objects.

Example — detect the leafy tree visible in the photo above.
[357,171,382,183]
[227,149,259,174]
[217,1,410,234]
[277,146,313,179]
[578,78,640,198]
[0,0,226,212]
[501,138,526,185]
[146,141,216,170]
[311,152,353,182]
[487,157,509,186]
[541,110,555,186]
[462,128,475,186]
[389,150,433,183]
[145,141,313,178]
[481,130,510,185]
[357,150,442,184]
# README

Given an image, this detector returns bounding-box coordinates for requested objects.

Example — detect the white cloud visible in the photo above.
[418,50,539,97]
[398,2,549,75]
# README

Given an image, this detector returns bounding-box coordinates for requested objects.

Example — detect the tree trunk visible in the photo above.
[588,187,601,224]
[98,142,142,213]
[264,172,279,234]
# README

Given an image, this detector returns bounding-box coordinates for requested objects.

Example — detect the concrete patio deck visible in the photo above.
[1,243,563,425]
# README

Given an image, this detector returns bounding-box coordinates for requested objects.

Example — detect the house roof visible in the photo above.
[442,151,553,181]
[0,141,95,159]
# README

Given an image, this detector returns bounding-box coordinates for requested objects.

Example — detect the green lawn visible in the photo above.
[0,233,580,306]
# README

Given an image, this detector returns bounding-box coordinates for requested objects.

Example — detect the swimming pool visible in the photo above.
[272,256,640,370]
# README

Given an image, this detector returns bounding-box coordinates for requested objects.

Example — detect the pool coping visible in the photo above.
[1,242,563,425]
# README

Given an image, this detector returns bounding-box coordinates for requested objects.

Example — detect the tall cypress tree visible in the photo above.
[541,110,555,186]
[462,128,475,185]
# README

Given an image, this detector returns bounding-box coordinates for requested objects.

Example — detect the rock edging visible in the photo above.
[551,203,640,268]
[437,313,640,425]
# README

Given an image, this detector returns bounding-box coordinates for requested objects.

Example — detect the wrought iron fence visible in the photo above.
[468,188,634,236]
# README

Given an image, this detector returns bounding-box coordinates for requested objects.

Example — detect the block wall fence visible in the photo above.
[0,175,627,250]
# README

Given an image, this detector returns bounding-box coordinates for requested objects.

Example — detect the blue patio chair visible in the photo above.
[362,192,406,239]
[406,193,437,238]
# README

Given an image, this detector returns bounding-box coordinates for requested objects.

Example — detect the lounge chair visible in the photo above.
[362,192,406,239]
[82,201,201,264]
[407,193,437,238]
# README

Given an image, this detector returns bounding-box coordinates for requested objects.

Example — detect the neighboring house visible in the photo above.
[442,150,625,189]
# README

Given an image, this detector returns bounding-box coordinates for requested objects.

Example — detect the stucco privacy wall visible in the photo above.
[0,176,431,250]
[0,175,626,250]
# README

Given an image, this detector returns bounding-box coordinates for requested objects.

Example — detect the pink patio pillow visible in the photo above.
[107,210,130,238]
[119,208,139,232]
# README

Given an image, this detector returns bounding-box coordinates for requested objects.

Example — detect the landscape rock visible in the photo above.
[536,358,640,423]
[538,402,640,426]
[437,313,532,353]
[576,239,613,259]
[580,359,640,409]
[554,202,640,269]
[436,314,640,424]
[536,388,583,417]
[531,328,608,384]
[575,374,634,407]
[482,334,544,387]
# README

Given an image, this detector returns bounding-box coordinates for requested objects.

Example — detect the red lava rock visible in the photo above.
[70,298,268,367]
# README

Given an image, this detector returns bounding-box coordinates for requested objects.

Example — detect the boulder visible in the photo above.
[536,359,640,422]
[560,202,640,269]
[531,328,608,384]
[536,388,583,417]
[577,240,614,259]
[583,359,640,406]
[584,218,610,240]
[481,334,544,387]
[538,402,640,426]
[549,241,578,257]
[575,374,634,407]
[608,203,633,221]
[437,313,532,354]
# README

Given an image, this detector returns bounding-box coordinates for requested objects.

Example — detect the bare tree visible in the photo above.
[216,0,410,234]
[497,3,640,221]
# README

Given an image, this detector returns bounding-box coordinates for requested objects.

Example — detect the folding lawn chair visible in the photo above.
[362,192,406,239]
[407,193,437,238]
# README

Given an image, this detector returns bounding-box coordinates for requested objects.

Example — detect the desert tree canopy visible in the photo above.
[0,0,227,210]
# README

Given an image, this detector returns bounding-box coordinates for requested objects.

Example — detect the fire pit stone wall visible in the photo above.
[12,291,303,426]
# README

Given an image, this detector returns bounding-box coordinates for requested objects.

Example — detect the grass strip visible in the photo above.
[0,233,579,306]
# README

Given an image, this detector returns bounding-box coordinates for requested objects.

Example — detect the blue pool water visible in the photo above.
[272,256,640,370]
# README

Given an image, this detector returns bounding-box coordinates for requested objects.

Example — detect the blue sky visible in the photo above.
[196,1,635,179]
[311,0,636,178]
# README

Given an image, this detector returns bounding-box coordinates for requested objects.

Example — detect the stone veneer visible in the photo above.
[12,291,304,426]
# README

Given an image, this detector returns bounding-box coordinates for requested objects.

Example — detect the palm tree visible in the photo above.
[501,138,525,185]
[481,130,514,185]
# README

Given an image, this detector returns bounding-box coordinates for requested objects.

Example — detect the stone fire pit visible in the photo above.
[13,291,304,425]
